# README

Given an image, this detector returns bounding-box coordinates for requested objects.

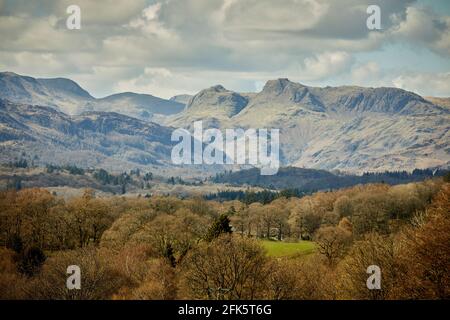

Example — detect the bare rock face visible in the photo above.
[166,78,449,172]
[170,94,193,105]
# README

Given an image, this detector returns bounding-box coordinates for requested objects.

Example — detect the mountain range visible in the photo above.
[0,71,449,174]
[0,98,176,170]
[166,78,449,172]
[0,72,184,120]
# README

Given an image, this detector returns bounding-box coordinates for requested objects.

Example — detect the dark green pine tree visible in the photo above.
[205,214,232,242]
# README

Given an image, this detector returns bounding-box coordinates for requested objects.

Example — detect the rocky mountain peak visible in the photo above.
[208,84,227,93]
[185,84,248,117]
[262,78,302,95]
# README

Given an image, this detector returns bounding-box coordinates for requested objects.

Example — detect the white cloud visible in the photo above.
[351,61,381,84]
[392,72,450,97]
[1,51,68,75]
[127,3,175,40]
[301,52,354,80]
[113,67,272,98]
[114,68,214,98]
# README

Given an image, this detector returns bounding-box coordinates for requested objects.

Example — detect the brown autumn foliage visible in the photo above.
[264,255,337,300]
[179,235,268,300]
[314,224,352,266]
[0,178,448,300]
[114,258,178,300]
[26,247,131,299]
[337,183,450,300]
[0,248,28,299]
[391,184,450,299]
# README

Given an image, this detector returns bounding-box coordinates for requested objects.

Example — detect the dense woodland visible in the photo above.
[0,175,449,299]
[6,157,446,196]
[212,167,447,190]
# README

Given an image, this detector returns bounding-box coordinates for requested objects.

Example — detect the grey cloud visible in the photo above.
[0,0,449,97]
[222,0,415,40]
[392,6,450,56]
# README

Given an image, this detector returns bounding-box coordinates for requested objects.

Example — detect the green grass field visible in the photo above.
[260,240,316,258]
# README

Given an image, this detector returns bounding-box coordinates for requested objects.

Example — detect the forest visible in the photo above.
[211,167,446,190]
[0,176,449,299]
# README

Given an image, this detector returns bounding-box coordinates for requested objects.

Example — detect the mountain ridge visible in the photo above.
[1,72,449,173]
[0,98,175,171]
[0,72,184,119]
[164,78,449,172]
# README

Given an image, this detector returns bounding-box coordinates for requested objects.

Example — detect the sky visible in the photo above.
[0,0,449,99]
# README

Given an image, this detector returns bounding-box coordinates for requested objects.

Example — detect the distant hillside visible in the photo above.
[426,97,450,109]
[170,94,193,105]
[0,99,227,175]
[0,99,175,170]
[94,92,184,120]
[0,71,94,115]
[0,72,184,119]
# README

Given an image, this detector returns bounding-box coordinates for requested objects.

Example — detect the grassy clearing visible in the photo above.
[260,240,316,258]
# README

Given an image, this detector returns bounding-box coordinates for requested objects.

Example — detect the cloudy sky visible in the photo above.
[0,0,449,98]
